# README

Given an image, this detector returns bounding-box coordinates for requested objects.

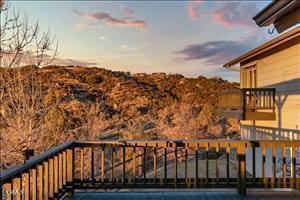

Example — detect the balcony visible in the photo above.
[1,140,299,199]
[218,88,276,120]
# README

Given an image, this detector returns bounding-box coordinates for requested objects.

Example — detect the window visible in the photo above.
[241,65,257,88]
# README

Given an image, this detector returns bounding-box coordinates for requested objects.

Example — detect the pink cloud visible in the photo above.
[212,2,258,28]
[73,8,147,31]
[187,0,203,20]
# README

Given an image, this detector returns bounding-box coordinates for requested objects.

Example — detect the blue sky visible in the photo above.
[11,0,277,81]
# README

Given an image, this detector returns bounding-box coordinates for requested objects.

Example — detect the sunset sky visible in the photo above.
[12,0,278,81]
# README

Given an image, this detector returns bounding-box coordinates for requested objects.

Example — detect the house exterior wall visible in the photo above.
[240,37,300,140]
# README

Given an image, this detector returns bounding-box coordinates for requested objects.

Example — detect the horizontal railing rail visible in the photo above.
[1,140,299,199]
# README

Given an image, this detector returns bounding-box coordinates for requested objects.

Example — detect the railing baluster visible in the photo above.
[195,148,199,186]
[111,147,115,184]
[164,147,167,185]
[226,143,230,185]
[54,155,58,195]
[49,158,54,198]
[101,146,105,184]
[24,172,30,200]
[292,142,297,189]
[185,148,188,186]
[91,145,95,185]
[80,147,84,183]
[262,144,267,188]
[44,161,49,199]
[63,151,67,186]
[59,153,63,190]
[251,142,256,186]
[143,146,147,184]
[153,146,157,184]
[271,143,276,188]
[291,142,295,189]
[216,144,220,185]
[66,148,74,194]
[174,144,178,187]
[283,144,287,188]
[132,146,136,184]
[13,177,21,200]
[237,142,246,195]
[206,143,209,185]
[122,145,126,184]
[38,164,43,200]
[31,168,37,200]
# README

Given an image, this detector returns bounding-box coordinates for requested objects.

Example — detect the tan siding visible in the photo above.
[240,41,300,140]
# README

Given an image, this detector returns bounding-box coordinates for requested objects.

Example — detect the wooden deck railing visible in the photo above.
[218,88,276,110]
[218,88,276,120]
[1,140,299,199]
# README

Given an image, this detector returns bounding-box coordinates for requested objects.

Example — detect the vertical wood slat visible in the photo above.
[143,146,147,184]
[206,144,209,184]
[283,144,287,188]
[111,147,115,184]
[291,142,296,189]
[237,142,246,195]
[216,144,220,185]
[132,146,136,184]
[164,148,167,185]
[38,165,43,200]
[271,143,276,188]
[24,172,30,200]
[153,147,157,184]
[31,168,37,200]
[251,142,256,186]
[174,145,178,187]
[195,149,199,186]
[13,177,22,200]
[91,145,95,185]
[122,145,126,184]
[185,148,188,185]
[49,158,54,198]
[63,151,67,186]
[58,153,63,190]
[262,144,267,188]
[44,162,49,199]
[54,156,59,195]
[101,147,105,184]
[80,147,84,182]
[3,183,12,200]
[226,144,230,184]
[138,150,143,177]
[66,149,74,194]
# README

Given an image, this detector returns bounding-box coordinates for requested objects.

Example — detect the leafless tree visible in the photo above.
[0,0,58,170]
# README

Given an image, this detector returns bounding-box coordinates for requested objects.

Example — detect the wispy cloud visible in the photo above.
[212,2,258,28]
[174,31,274,65]
[73,8,147,30]
[74,22,100,31]
[186,1,259,29]
[187,0,203,20]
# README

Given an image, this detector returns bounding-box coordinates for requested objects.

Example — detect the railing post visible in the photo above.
[66,148,74,195]
[237,142,247,195]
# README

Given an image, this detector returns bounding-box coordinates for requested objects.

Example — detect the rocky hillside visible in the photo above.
[1,65,239,168]
[39,65,239,140]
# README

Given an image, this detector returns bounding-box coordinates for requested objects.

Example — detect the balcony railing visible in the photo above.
[1,140,299,199]
[218,88,276,120]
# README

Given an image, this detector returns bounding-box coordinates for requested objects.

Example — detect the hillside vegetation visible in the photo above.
[0,65,239,169]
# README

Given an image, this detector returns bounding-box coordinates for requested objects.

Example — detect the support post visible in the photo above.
[237,142,247,195]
